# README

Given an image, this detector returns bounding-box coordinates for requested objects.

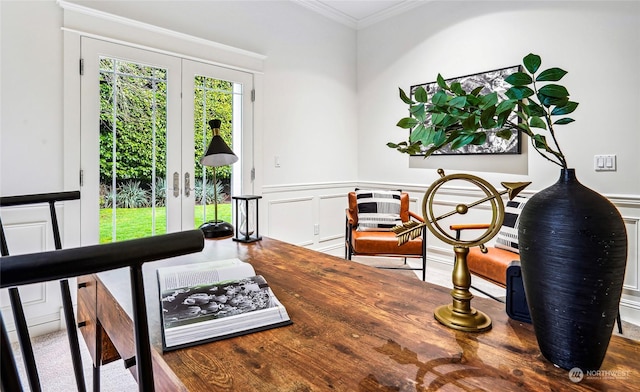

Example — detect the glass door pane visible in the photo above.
[193,76,238,228]
[99,58,169,243]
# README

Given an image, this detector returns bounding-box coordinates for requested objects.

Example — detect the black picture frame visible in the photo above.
[411,65,521,156]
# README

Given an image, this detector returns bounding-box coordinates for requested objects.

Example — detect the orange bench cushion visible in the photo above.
[467,247,520,288]
[351,230,423,256]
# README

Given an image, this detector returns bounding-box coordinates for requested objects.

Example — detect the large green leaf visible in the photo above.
[451,134,475,149]
[470,86,484,96]
[538,94,568,107]
[432,112,446,125]
[536,67,567,82]
[466,94,481,106]
[529,116,547,129]
[538,84,569,98]
[496,99,516,115]
[551,101,579,115]
[554,117,575,125]
[433,129,447,146]
[532,134,549,149]
[409,103,424,115]
[479,92,498,109]
[451,82,465,95]
[472,132,487,145]
[437,74,448,90]
[527,101,545,116]
[449,96,467,109]
[496,110,511,127]
[480,106,497,129]
[414,86,429,103]
[397,117,419,129]
[523,53,541,74]
[505,86,534,100]
[496,129,513,140]
[461,114,478,131]
[399,88,414,104]
[410,124,429,143]
[432,90,448,105]
[440,114,461,129]
[505,72,533,86]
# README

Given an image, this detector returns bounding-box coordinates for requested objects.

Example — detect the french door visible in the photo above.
[80,38,253,245]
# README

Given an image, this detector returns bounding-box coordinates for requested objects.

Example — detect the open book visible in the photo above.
[157,258,292,351]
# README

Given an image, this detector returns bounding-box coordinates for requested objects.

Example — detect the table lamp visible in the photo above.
[199,119,238,238]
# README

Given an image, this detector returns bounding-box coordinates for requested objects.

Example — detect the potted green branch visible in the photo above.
[389,53,627,371]
[389,53,575,168]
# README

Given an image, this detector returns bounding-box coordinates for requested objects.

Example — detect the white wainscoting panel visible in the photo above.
[0,205,66,337]
[268,196,315,246]
[623,217,639,291]
[262,181,640,326]
[319,193,347,244]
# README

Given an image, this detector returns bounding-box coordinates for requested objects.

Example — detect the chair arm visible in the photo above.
[346,208,356,226]
[449,223,490,232]
[408,211,425,222]
[450,223,491,242]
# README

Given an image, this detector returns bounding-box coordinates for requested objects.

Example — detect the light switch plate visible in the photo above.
[594,154,616,171]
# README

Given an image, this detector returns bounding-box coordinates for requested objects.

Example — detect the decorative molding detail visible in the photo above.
[268,196,314,205]
[319,234,343,244]
[622,217,639,292]
[59,0,265,74]
[57,0,265,61]
[293,0,425,30]
[262,181,356,194]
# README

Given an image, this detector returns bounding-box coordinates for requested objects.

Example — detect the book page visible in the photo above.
[160,275,274,329]
[157,258,255,292]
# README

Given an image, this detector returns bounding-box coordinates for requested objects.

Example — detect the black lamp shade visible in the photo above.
[200,119,238,167]
[200,136,238,167]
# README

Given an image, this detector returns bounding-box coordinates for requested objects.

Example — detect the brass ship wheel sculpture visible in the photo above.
[393,169,530,332]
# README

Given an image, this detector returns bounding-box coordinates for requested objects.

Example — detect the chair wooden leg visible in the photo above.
[60,279,87,392]
[1,313,23,392]
[9,287,41,392]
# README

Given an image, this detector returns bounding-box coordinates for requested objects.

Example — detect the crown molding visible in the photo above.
[294,0,427,30]
[57,0,266,61]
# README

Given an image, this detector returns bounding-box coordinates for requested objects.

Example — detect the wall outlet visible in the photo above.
[314,224,319,235]
[594,154,616,171]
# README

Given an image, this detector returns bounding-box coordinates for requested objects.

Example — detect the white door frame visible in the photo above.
[76,38,255,245]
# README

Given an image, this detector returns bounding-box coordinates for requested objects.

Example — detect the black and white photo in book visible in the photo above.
[156,259,292,351]
[161,275,273,328]
[411,65,521,156]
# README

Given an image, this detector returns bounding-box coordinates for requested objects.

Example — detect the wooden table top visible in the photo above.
[98,237,640,391]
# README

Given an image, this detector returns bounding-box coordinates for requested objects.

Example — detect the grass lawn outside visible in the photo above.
[100,203,231,243]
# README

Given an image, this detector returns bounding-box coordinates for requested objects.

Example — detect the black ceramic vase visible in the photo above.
[518,169,627,371]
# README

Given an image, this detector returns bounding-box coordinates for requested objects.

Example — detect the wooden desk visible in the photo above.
[77,237,639,391]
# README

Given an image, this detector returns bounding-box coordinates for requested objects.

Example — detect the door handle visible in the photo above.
[173,172,180,198]
[184,172,191,198]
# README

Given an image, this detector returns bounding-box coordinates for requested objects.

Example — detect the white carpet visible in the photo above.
[10,330,137,391]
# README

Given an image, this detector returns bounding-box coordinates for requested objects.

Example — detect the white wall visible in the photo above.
[358,0,639,194]
[0,1,65,194]
[357,0,640,324]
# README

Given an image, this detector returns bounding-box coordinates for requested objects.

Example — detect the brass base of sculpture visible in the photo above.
[434,304,492,332]
[434,246,492,332]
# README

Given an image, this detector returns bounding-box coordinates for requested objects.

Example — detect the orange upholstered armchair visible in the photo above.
[345,190,427,280]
